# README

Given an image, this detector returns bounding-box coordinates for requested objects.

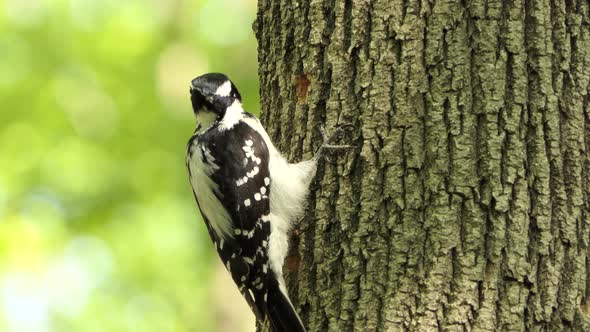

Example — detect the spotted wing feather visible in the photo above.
[188,121,271,320]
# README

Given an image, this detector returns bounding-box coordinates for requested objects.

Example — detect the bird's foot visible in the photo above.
[315,123,356,161]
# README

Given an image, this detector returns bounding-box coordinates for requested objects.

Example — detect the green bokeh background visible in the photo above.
[0,0,259,331]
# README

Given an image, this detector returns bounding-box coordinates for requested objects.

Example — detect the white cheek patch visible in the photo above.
[218,100,245,131]
[215,81,232,97]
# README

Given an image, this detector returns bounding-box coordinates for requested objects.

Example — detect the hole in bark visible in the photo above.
[294,74,311,103]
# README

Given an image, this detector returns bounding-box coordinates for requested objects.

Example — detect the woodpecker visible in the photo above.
[186,73,350,332]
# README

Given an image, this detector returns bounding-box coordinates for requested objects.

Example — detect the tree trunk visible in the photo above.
[254,0,590,331]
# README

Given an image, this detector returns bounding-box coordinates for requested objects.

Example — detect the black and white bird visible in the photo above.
[186,73,349,332]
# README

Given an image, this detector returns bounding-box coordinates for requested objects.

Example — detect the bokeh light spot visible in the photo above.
[53,66,119,140]
[157,41,209,116]
[1,272,50,332]
[4,0,48,27]
[197,0,254,46]
[0,36,32,87]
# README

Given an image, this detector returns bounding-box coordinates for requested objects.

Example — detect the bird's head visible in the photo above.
[189,73,242,119]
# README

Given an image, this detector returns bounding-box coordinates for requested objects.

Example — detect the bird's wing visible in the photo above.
[188,121,272,320]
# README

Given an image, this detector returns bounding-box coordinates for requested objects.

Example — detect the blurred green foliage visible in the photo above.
[0,0,259,331]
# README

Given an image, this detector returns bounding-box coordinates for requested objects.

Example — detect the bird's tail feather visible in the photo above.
[266,282,306,332]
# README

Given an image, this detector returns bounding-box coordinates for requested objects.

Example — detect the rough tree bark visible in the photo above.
[254,0,590,331]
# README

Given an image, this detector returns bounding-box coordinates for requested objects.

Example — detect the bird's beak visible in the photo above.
[191,89,205,112]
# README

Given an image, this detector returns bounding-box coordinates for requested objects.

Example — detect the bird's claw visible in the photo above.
[320,123,354,144]
[315,123,356,161]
